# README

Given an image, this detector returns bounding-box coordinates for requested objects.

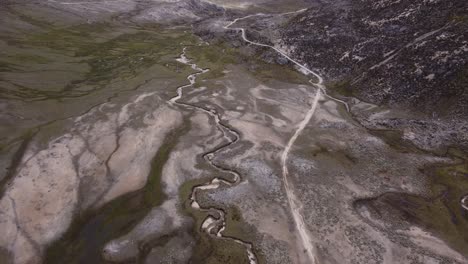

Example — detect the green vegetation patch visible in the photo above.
[191,234,251,264]
[250,57,311,85]
[185,41,310,85]
[369,129,424,154]
[9,54,51,64]
[22,25,195,92]
[451,14,468,23]
[185,42,238,80]
[326,79,354,97]
[361,159,468,255]
[1,17,197,101]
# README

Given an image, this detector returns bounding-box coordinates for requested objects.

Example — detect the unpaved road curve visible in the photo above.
[170,48,257,264]
[224,10,348,264]
[224,10,349,111]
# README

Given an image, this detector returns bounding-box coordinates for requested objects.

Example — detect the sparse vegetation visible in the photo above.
[45,123,188,263]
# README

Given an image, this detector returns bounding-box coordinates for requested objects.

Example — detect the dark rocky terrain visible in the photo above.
[280,0,468,118]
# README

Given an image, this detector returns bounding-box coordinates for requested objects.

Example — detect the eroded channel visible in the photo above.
[44,124,187,263]
[170,47,258,264]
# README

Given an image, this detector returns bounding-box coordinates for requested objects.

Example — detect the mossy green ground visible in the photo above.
[369,129,425,154]
[326,79,354,97]
[185,40,310,85]
[419,160,468,253]
[367,157,468,255]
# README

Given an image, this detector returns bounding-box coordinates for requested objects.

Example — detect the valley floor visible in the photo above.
[0,1,467,263]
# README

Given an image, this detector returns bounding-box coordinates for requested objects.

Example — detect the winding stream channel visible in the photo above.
[170,9,353,264]
[169,48,257,263]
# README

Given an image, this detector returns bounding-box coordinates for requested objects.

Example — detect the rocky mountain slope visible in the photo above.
[280,0,468,118]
